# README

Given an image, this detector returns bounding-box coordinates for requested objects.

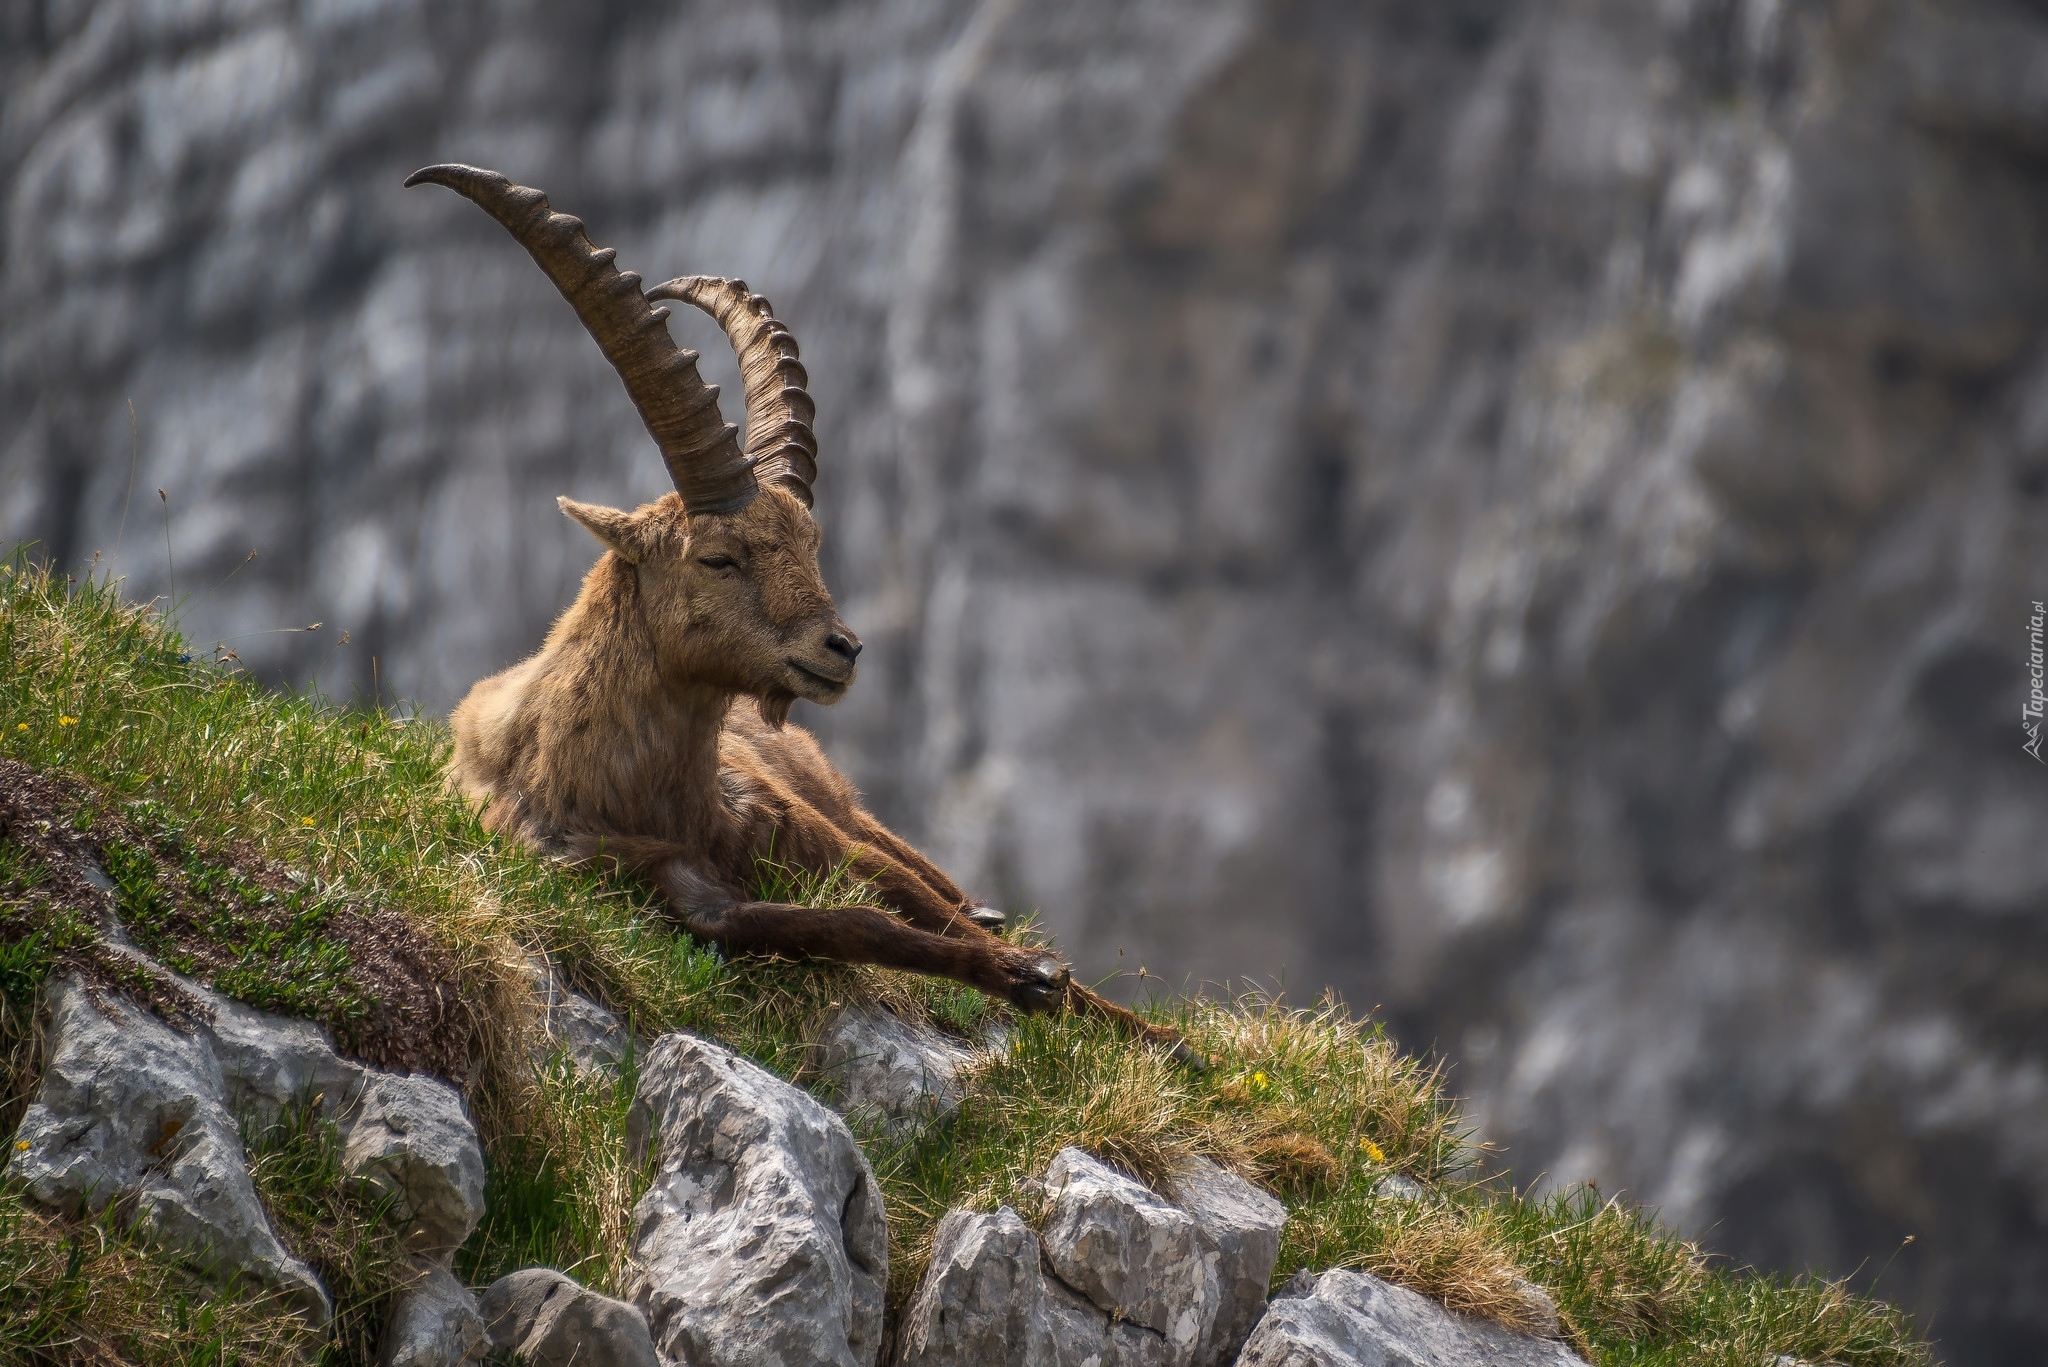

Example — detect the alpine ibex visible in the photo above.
[411,166,1190,1059]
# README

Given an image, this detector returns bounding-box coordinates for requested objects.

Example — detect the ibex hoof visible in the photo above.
[1006,953,1071,1014]
[1166,1038,1210,1072]
[964,904,1007,931]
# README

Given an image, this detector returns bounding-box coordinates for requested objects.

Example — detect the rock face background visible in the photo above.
[4,0,2046,1357]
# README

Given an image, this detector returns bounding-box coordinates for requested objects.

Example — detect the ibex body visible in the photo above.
[416,166,1185,1049]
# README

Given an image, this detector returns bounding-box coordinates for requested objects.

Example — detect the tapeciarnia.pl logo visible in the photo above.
[2027,600,2046,763]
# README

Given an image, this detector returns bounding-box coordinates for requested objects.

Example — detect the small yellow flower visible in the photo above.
[13,1140,28,1151]
[300,816,316,827]
[14,722,25,732]
[1251,1071,1268,1089]
[57,716,77,727]
[1360,1138,1385,1163]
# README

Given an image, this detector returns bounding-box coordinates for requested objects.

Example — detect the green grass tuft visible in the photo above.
[457,1048,649,1297]
[101,833,365,1027]
[0,1180,319,1364]
[241,1101,412,1366]
[0,559,1934,1367]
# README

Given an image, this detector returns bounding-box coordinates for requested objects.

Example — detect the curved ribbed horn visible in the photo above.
[404,165,759,516]
[646,276,818,508]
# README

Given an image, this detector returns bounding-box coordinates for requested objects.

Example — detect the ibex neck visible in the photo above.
[555,572,734,844]
[450,553,741,852]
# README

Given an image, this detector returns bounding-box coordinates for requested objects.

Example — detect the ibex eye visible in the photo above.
[698,555,737,571]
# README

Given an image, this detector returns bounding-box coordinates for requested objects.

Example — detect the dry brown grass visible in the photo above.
[1354,1198,1549,1332]
[1175,996,1545,1331]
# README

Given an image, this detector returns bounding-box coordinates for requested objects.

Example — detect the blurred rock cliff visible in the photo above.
[5,0,2047,1357]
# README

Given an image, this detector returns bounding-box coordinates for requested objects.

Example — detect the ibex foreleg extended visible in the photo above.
[658,859,1068,1010]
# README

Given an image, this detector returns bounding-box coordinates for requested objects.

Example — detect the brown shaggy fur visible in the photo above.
[449,485,1184,1048]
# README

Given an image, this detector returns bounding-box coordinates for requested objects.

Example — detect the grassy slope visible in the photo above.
[0,564,1929,1367]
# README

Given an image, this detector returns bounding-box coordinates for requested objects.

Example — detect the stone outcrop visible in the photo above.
[1042,1148,1217,1366]
[624,1031,888,1367]
[204,971,486,1257]
[527,957,635,1074]
[1041,1274,1178,1367]
[7,3,2048,1354]
[1164,1159,1288,1367]
[1237,1268,1588,1367]
[1373,1174,1430,1204]
[812,1003,973,1138]
[341,1072,486,1256]
[378,1258,487,1367]
[6,975,333,1324]
[892,1207,1055,1367]
[6,954,487,1322]
[209,990,366,1126]
[893,1149,1284,1367]
[478,1268,659,1367]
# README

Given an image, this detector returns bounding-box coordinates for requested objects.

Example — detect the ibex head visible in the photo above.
[557,485,858,722]
[408,166,859,724]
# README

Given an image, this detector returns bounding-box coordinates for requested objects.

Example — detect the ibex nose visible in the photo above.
[825,631,862,663]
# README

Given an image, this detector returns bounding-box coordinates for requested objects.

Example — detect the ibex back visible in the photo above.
[411,166,1191,1060]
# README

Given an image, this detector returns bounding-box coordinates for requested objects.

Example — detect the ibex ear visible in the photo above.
[559,497,645,563]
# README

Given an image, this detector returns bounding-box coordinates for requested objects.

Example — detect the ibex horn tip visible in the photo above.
[404,163,502,191]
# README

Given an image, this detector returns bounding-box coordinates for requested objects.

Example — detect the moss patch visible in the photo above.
[0,758,467,1082]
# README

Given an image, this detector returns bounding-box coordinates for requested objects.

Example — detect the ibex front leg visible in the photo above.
[792,818,1206,1065]
[657,860,1071,1012]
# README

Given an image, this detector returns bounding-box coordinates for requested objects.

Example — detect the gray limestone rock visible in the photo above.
[341,1072,488,1256]
[1235,1268,1589,1367]
[1163,1158,1287,1367]
[892,1174,1262,1367]
[1274,1268,1317,1301]
[378,1258,487,1367]
[623,1031,887,1367]
[1041,1273,1177,1367]
[1513,1278,1562,1341]
[813,1003,973,1138]
[206,990,363,1128]
[479,1267,659,1367]
[892,1206,1055,1367]
[1373,1174,1431,1204]
[196,974,487,1257]
[6,959,487,1312]
[1042,1148,1216,1367]
[526,957,634,1074]
[5,975,332,1324]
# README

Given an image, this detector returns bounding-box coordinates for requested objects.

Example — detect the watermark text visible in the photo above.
[2027,600,2045,762]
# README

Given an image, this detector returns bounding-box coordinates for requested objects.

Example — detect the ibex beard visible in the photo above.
[412,165,1194,1062]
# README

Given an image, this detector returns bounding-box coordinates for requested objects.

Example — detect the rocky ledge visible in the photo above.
[7,934,1579,1367]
